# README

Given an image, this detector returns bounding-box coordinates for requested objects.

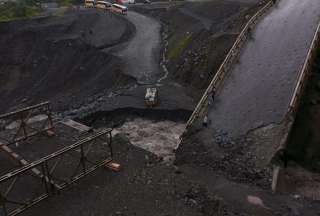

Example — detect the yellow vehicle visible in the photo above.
[96,1,112,10]
[145,88,158,107]
[111,3,128,15]
[84,0,95,8]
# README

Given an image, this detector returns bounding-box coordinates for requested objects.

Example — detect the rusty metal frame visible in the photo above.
[0,129,113,216]
[0,102,54,147]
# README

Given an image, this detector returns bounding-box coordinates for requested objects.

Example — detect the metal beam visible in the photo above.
[0,144,61,190]
[0,128,113,216]
[0,102,54,147]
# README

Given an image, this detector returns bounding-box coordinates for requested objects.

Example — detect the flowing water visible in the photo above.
[112,118,185,162]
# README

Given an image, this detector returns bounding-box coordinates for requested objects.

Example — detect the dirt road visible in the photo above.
[208,0,320,137]
[114,11,162,84]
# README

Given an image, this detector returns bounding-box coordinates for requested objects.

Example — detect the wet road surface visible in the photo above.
[208,0,320,137]
[115,11,162,84]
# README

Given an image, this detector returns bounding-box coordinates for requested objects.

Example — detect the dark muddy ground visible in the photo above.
[0,0,265,116]
[0,9,136,114]
[79,107,191,128]
[0,122,233,216]
[2,121,318,216]
[3,1,318,215]
[5,131,319,216]
[176,122,272,189]
[0,7,196,119]
[175,0,320,199]
[133,0,266,98]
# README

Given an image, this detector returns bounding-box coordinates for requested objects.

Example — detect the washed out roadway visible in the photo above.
[114,11,162,84]
[208,0,320,137]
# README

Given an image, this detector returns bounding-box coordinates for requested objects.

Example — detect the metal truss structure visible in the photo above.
[0,102,54,147]
[0,129,113,216]
[0,102,114,216]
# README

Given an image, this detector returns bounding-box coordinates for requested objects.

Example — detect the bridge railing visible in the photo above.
[185,1,273,129]
[288,23,320,117]
[275,23,320,153]
[271,23,320,192]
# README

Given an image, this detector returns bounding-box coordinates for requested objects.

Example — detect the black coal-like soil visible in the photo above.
[0,9,136,114]
[3,2,319,215]
[0,0,265,116]
[18,134,232,216]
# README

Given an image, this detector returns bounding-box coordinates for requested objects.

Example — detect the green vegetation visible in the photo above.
[168,34,192,60]
[0,0,41,22]
[57,0,77,6]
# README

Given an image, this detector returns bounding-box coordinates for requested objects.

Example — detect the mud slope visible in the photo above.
[0,10,135,113]
[166,0,263,91]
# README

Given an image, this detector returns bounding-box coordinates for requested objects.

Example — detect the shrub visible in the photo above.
[168,34,192,60]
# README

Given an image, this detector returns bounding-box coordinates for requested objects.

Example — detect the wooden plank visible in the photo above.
[61,119,92,133]
[105,161,121,172]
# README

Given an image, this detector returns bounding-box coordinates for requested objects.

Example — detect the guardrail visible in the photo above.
[185,1,273,129]
[288,23,320,117]
[272,23,320,192]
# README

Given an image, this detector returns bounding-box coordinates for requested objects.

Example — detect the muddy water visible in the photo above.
[112,118,185,162]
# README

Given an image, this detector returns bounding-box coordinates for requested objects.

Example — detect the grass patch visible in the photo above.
[168,34,192,60]
[0,1,41,22]
[51,7,68,16]
[57,0,73,6]
[57,0,80,7]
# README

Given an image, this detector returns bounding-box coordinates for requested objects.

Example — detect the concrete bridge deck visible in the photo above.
[208,0,320,138]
